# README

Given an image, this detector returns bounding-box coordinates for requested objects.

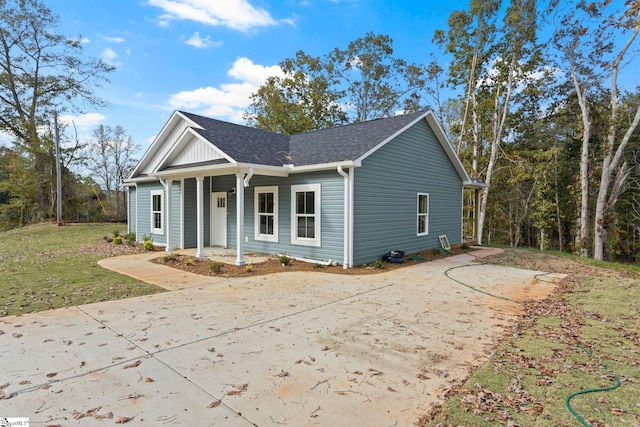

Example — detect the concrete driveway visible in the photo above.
[0,249,562,426]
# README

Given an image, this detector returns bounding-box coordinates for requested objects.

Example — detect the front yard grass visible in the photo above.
[0,223,165,317]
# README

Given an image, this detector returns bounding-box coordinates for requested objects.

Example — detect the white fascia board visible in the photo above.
[128,111,200,180]
[288,160,360,174]
[463,180,487,189]
[123,176,157,185]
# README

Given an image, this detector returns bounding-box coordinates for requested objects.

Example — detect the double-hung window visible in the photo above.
[255,186,278,242]
[417,193,429,236]
[151,190,163,234]
[291,184,321,247]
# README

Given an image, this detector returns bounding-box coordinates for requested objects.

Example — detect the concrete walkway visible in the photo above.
[0,249,564,426]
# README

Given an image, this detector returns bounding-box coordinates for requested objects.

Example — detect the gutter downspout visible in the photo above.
[243,167,254,188]
[337,166,352,268]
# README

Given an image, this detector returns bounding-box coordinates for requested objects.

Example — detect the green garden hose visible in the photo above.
[565,344,621,426]
[443,263,521,303]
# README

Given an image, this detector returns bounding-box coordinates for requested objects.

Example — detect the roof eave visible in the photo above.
[288,160,360,173]
[151,162,290,180]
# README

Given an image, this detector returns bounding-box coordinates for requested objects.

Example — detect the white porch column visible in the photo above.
[476,188,483,245]
[165,179,173,252]
[196,176,206,258]
[235,172,245,266]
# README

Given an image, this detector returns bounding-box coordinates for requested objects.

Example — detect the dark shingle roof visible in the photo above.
[289,110,427,165]
[179,110,428,167]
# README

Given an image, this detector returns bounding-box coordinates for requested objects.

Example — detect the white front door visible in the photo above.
[211,192,227,247]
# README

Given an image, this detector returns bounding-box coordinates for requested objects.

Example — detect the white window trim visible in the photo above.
[254,186,278,243]
[291,183,321,247]
[417,193,429,236]
[151,190,164,235]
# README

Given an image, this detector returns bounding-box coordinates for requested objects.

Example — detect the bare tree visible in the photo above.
[86,125,138,218]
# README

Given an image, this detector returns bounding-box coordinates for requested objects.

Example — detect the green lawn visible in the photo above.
[0,223,165,316]
[422,249,640,426]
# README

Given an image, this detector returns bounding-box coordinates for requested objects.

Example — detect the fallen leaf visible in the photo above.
[95,411,113,419]
[367,368,383,376]
[46,372,58,378]
[63,340,73,346]
[115,416,134,424]
[0,391,17,400]
[275,370,289,377]
[144,377,154,383]
[226,383,248,396]
[12,333,22,338]
[0,383,9,389]
[72,410,86,420]
[123,360,141,369]
[387,386,397,392]
[86,407,102,415]
[208,400,222,408]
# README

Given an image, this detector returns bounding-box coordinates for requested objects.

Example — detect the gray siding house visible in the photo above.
[125,110,483,267]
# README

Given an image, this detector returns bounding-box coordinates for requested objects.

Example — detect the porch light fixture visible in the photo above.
[228,187,236,195]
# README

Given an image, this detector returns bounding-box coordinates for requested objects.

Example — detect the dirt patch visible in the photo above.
[151,248,471,278]
[480,248,637,279]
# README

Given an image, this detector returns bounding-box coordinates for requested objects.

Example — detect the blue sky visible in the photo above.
[51,0,455,154]
[49,0,638,158]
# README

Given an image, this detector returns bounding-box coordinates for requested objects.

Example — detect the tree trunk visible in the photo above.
[593,13,640,260]
[570,65,591,257]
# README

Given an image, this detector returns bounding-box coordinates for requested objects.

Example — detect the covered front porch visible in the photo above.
[158,166,288,267]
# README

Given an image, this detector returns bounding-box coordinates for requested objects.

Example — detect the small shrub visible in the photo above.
[245,264,253,273]
[433,248,445,255]
[184,258,194,266]
[210,262,223,273]
[113,235,123,245]
[143,239,154,251]
[163,253,178,262]
[113,230,121,238]
[461,243,470,250]
[372,259,384,269]
[314,263,323,269]
[124,232,136,247]
[279,255,290,266]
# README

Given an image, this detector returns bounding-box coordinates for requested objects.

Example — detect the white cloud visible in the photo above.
[167,57,284,122]
[185,32,223,49]
[102,48,122,68]
[147,0,283,31]
[58,113,106,129]
[101,35,126,43]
